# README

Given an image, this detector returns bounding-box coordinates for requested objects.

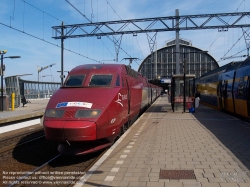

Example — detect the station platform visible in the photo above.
[0,99,49,136]
[0,99,49,124]
[78,95,250,187]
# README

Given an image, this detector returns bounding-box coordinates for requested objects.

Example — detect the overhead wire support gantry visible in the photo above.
[52,12,250,39]
[52,11,250,82]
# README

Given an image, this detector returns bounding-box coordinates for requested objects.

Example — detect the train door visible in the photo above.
[125,78,131,116]
[217,80,223,110]
[222,80,228,110]
[247,76,250,116]
[150,85,153,104]
[147,82,150,107]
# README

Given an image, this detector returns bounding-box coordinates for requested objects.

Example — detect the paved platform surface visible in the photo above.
[79,95,250,187]
[0,99,49,124]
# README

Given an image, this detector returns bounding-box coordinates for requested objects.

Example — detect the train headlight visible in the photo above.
[75,109,101,118]
[45,109,64,118]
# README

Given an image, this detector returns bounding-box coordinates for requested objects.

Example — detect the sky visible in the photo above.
[0,0,249,83]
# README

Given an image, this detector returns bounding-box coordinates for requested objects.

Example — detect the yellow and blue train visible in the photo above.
[196,57,250,118]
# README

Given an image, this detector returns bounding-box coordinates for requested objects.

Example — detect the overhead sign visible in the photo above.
[161,79,171,83]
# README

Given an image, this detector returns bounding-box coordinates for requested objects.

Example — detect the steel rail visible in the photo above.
[8,154,62,187]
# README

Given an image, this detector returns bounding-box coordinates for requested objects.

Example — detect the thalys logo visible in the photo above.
[56,102,93,108]
[115,93,127,107]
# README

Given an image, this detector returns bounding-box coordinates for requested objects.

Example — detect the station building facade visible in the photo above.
[138,39,219,81]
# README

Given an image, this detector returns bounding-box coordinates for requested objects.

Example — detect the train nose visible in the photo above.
[43,120,97,142]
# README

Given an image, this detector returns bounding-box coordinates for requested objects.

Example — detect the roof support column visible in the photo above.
[175,9,180,74]
[147,32,157,79]
[61,22,64,86]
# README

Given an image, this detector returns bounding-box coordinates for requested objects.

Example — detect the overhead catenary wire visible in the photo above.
[220,27,250,59]
[8,0,101,63]
[0,22,101,63]
[217,49,247,63]
[21,0,63,23]
[10,0,16,26]
[65,0,92,23]
[105,0,145,62]
[64,0,115,58]
[207,0,247,62]
[64,0,133,61]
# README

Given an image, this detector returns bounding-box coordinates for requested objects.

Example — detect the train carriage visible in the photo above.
[43,64,160,155]
[197,57,250,119]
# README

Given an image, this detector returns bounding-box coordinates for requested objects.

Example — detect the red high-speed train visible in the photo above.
[43,64,161,155]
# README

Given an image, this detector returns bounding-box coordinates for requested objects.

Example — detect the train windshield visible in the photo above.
[65,75,85,87]
[89,74,113,87]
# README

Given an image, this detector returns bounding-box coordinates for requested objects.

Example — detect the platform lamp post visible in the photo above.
[0,50,20,111]
[57,71,69,86]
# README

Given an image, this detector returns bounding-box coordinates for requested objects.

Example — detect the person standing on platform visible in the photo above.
[21,96,27,107]
[195,91,200,98]
[195,91,200,108]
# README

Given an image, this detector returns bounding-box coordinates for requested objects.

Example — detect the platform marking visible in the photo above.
[104,176,115,181]
[81,120,147,186]
[120,155,127,158]
[111,167,120,172]
[148,100,160,117]
[0,118,40,134]
[104,121,146,183]
[116,160,124,164]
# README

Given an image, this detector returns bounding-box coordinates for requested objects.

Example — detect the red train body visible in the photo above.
[43,64,161,155]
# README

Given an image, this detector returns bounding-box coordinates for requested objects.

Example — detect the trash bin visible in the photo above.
[189,108,195,113]
[0,95,9,111]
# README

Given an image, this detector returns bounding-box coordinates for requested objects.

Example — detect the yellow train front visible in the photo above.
[197,57,250,119]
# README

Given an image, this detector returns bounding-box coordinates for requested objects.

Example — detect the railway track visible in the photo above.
[5,150,105,187]
[0,118,107,187]
[0,129,44,155]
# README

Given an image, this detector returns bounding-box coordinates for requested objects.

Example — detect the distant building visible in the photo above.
[138,38,219,80]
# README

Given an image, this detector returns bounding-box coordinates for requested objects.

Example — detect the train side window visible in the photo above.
[238,77,244,96]
[65,75,85,87]
[115,75,120,86]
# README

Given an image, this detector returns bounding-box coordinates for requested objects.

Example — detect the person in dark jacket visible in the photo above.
[21,96,27,107]
[195,91,200,98]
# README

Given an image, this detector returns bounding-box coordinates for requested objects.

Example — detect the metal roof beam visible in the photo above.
[52,12,250,39]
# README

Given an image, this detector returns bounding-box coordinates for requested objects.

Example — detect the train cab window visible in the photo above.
[65,75,85,87]
[115,75,120,86]
[89,74,113,87]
